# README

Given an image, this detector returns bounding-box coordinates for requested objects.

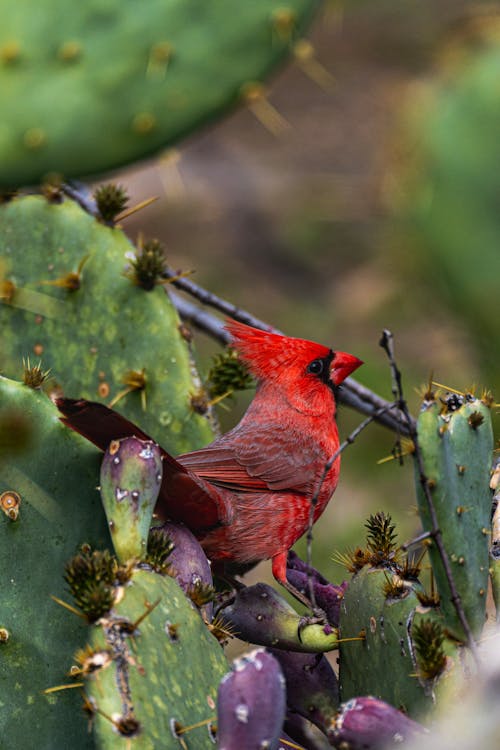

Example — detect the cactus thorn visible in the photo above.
[38,254,89,291]
[43,682,86,694]
[128,597,161,632]
[115,195,159,223]
[293,39,336,91]
[50,595,89,621]
[170,719,189,750]
[108,369,147,409]
[240,82,290,136]
[175,716,216,736]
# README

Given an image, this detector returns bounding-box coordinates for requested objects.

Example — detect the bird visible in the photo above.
[57,320,362,611]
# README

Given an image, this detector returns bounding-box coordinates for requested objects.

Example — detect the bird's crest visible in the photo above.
[225,319,332,380]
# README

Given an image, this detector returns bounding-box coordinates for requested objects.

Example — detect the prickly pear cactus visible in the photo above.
[0,193,215,453]
[0,0,321,187]
[415,391,493,638]
[0,375,108,750]
[338,513,458,717]
[78,567,228,749]
[56,431,228,750]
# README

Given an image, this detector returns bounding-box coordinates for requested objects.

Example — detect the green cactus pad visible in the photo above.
[415,395,493,639]
[0,376,109,750]
[83,568,228,749]
[0,0,320,187]
[0,194,215,454]
[338,565,434,717]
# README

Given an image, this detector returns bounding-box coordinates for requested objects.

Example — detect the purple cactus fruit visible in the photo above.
[153,522,213,619]
[268,649,339,734]
[217,648,286,750]
[287,552,348,628]
[328,696,426,749]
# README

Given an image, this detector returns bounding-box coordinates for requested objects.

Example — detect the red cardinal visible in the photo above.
[57,321,362,608]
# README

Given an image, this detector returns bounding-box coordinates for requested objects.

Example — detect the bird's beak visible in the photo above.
[330,352,363,386]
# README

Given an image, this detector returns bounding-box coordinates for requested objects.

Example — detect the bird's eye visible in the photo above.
[307,358,324,375]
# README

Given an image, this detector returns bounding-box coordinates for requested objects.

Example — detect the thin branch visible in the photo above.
[304,402,399,610]
[164,267,276,331]
[400,529,432,552]
[168,288,414,435]
[61,182,98,217]
[379,328,479,662]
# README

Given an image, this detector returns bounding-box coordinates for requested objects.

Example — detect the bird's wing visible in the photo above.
[56,398,233,531]
[178,421,327,495]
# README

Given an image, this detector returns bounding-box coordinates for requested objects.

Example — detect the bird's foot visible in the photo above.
[298,606,333,641]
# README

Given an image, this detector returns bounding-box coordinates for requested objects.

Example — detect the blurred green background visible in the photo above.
[12,0,499,584]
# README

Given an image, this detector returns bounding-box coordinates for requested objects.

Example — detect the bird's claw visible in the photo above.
[297,606,329,642]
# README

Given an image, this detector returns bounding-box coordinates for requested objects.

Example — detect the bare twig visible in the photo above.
[168,288,414,435]
[379,329,479,661]
[400,529,432,552]
[61,182,98,217]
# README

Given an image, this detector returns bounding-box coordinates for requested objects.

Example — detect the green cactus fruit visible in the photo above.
[76,567,228,749]
[100,437,162,562]
[0,193,215,454]
[0,0,321,187]
[415,392,493,639]
[221,581,339,653]
[0,375,109,750]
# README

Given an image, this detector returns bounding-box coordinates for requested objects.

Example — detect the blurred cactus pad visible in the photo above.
[393,13,500,386]
[0,192,215,453]
[0,0,320,187]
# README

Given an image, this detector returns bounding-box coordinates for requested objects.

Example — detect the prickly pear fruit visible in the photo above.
[415,392,493,638]
[99,436,162,562]
[222,582,339,653]
[287,551,347,627]
[217,648,286,750]
[329,696,426,749]
[269,648,339,735]
[150,522,214,620]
